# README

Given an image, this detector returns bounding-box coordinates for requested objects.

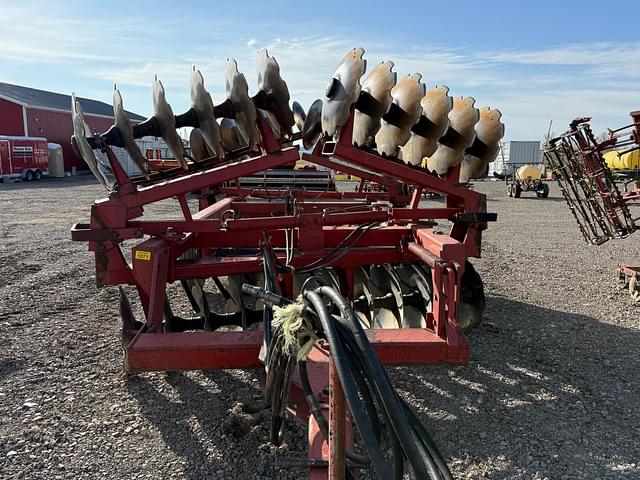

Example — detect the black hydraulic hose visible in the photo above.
[334,317,405,480]
[303,291,393,479]
[299,359,373,468]
[373,356,452,479]
[299,360,329,436]
[242,283,451,479]
[401,398,453,480]
[317,286,436,479]
[296,223,378,274]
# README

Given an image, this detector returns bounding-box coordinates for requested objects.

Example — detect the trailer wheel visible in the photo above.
[514,183,522,198]
[34,170,42,181]
[540,183,549,198]
[507,184,513,197]
[25,170,34,182]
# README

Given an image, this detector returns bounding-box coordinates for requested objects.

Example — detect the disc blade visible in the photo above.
[258,109,281,139]
[426,96,479,175]
[189,128,210,161]
[71,94,109,189]
[153,78,187,169]
[459,107,504,182]
[256,48,294,139]
[191,67,224,159]
[226,58,259,150]
[375,73,425,157]
[353,60,396,147]
[400,85,452,166]
[220,118,245,152]
[113,87,149,177]
[321,47,366,140]
[292,101,306,133]
[302,99,323,149]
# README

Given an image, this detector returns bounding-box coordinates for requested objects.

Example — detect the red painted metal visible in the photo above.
[126,327,460,372]
[329,355,346,479]
[0,98,25,136]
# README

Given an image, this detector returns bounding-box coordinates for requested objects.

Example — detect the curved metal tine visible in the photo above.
[375,73,425,157]
[426,96,479,175]
[191,66,224,159]
[220,118,246,152]
[302,99,323,150]
[70,94,109,190]
[113,87,150,177]
[400,85,452,166]
[226,58,259,150]
[459,107,504,183]
[256,48,294,140]
[353,60,396,148]
[321,47,367,141]
[368,264,401,328]
[152,78,187,170]
[292,101,306,133]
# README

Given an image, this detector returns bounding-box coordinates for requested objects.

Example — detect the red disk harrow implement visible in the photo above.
[71,47,499,479]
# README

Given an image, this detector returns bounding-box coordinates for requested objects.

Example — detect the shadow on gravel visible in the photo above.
[395,295,640,479]
[0,358,24,382]
[127,369,270,480]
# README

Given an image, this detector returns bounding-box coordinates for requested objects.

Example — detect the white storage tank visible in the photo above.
[47,143,65,177]
[491,140,543,177]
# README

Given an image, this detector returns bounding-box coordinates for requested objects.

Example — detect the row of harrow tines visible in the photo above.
[71,47,500,480]
[71,47,504,190]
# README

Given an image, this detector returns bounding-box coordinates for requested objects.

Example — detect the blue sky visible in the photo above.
[1,0,639,141]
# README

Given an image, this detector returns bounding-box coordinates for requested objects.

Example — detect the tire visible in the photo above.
[25,170,34,182]
[514,183,522,198]
[34,170,42,181]
[507,184,513,197]
[541,183,549,198]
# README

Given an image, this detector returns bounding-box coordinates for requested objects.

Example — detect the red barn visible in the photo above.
[0,82,145,172]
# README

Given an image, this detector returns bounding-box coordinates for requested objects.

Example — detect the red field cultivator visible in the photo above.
[544,112,640,300]
[71,48,501,479]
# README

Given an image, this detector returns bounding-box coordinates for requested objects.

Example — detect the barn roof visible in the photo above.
[0,82,145,121]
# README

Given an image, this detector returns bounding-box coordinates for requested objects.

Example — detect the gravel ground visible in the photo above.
[0,175,639,479]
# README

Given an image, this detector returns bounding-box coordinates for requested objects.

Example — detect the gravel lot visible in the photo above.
[1,175,639,479]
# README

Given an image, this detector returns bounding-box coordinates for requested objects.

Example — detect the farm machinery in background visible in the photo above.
[506,163,549,198]
[544,112,640,301]
[70,47,504,479]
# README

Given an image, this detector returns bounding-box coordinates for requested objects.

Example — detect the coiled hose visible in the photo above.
[243,284,453,480]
